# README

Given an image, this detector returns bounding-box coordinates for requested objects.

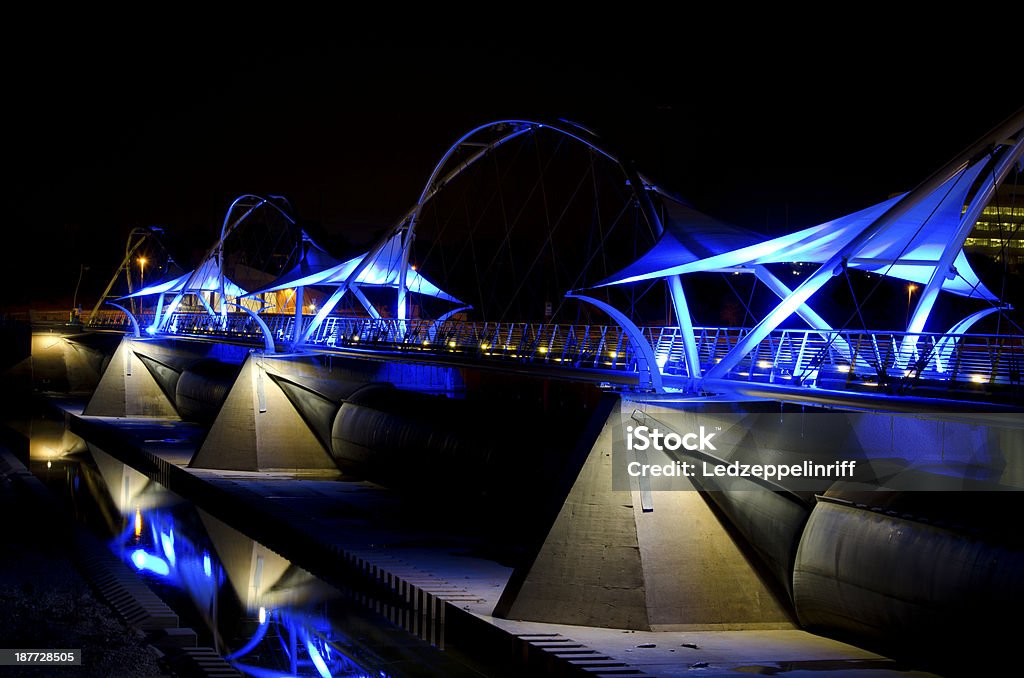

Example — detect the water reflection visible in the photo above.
[90,445,169,513]
[76,449,391,678]
[229,608,387,678]
[22,412,88,462]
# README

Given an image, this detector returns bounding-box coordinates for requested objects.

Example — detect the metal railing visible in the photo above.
[87,311,1022,391]
[646,326,1022,388]
[275,315,642,371]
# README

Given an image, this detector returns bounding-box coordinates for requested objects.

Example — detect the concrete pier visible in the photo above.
[497,400,794,630]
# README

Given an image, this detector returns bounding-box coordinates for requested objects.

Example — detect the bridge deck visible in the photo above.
[87,311,1023,399]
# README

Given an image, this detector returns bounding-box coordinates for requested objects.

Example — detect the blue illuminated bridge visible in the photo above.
[86,112,1024,405]
[35,109,1024,676]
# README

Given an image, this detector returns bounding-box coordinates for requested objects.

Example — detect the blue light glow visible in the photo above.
[305,636,332,678]
[114,508,376,678]
[598,158,997,303]
[131,549,170,576]
[244,232,461,303]
[160,530,176,566]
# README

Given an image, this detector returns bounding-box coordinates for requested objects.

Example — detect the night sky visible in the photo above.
[5,23,1022,310]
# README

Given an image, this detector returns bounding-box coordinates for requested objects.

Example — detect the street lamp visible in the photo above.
[137,257,148,318]
[71,264,90,323]
[906,283,917,327]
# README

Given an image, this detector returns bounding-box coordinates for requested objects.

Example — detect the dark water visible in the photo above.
[29,453,477,678]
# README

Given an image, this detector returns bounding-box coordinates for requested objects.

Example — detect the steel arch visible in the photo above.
[157,194,297,331]
[303,120,702,375]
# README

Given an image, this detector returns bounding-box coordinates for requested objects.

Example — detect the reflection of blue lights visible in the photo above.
[305,634,332,678]
[115,509,223,620]
[131,549,170,576]
[116,508,383,678]
[160,530,176,566]
[145,325,157,335]
[230,607,386,678]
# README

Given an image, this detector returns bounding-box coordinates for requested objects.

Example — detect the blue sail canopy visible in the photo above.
[598,160,997,301]
[118,271,191,299]
[181,256,249,297]
[596,196,763,286]
[245,233,462,303]
[118,266,247,299]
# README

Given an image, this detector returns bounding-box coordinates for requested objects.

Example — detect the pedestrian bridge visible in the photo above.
[84,111,1024,404]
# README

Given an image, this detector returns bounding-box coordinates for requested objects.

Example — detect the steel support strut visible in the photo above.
[704,108,1024,382]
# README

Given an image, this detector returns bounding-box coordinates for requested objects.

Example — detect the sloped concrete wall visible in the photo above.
[190,353,335,472]
[83,338,179,418]
[30,332,113,393]
[500,412,651,628]
[498,399,793,630]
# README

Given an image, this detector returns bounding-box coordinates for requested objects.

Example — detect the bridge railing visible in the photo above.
[81,309,132,327]
[647,326,1022,388]
[89,311,1022,390]
[307,316,643,371]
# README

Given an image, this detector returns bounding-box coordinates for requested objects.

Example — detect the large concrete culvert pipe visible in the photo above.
[326,378,606,499]
[330,384,507,485]
[793,483,1024,667]
[174,358,242,425]
[324,379,609,549]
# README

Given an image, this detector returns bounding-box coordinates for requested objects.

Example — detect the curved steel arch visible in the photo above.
[106,302,141,338]
[428,305,473,343]
[214,194,298,326]
[933,306,1004,372]
[217,194,297,246]
[375,119,701,376]
[302,120,647,343]
[224,302,277,354]
[566,293,664,392]
[157,194,298,332]
[398,121,667,306]
[89,226,170,323]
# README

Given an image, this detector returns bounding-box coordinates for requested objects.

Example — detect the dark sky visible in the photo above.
[5,22,1022,309]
